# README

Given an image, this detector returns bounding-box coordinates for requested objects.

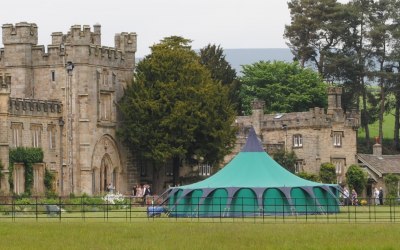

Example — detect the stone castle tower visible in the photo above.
[0,22,137,195]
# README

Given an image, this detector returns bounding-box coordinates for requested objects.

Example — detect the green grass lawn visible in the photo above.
[0,222,399,250]
[358,111,395,139]
[0,205,399,249]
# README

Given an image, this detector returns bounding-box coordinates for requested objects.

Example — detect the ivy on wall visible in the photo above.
[44,168,55,193]
[9,147,44,195]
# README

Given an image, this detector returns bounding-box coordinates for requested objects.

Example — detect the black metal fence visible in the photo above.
[0,195,398,223]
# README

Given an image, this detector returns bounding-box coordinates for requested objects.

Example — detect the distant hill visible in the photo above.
[223,48,294,75]
[136,48,294,76]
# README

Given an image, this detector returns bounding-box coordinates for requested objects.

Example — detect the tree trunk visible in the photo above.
[379,62,385,145]
[172,156,180,187]
[394,92,400,149]
[361,77,370,147]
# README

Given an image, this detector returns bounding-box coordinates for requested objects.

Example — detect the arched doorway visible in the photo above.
[90,135,123,195]
[100,154,113,192]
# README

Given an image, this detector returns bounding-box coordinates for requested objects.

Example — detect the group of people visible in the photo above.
[132,184,152,198]
[342,186,384,206]
[373,187,384,205]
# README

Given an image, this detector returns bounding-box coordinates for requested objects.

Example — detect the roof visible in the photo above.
[357,153,400,176]
[175,127,335,190]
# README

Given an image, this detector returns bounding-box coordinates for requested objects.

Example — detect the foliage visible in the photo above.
[9,147,44,195]
[44,168,56,194]
[118,36,237,185]
[284,0,346,76]
[239,61,327,114]
[345,164,368,195]
[297,172,320,182]
[199,44,241,113]
[319,162,336,184]
[384,174,400,199]
[272,150,298,173]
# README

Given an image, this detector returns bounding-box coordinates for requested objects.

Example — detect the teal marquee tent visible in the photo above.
[166,128,340,217]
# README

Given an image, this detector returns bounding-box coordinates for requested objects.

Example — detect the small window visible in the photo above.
[140,164,147,177]
[199,164,211,176]
[5,75,11,85]
[100,93,112,121]
[47,125,56,150]
[293,134,303,148]
[294,160,303,174]
[332,132,343,147]
[11,123,23,148]
[51,71,55,81]
[31,124,42,148]
[112,72,117,85]
[332,158,346,184]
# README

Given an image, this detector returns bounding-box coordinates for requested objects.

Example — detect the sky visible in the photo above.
[1,0,291,57]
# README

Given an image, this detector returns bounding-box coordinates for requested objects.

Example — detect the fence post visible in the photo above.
[35,196,38,222]
[220,197,222,223]
[59,196,62,222]
[129,196,132,222]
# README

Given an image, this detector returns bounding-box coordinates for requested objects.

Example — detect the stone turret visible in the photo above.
[250,99,265,135]
[1,22,37,98]
[327,87,343,116]
[114,32,137,69]
[2,22,38,45]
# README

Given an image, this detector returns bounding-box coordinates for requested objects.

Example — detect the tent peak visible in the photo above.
[241,127,265,152]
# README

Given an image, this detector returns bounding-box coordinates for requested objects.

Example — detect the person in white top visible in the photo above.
[343,187,350,206]
[374,187,380,205]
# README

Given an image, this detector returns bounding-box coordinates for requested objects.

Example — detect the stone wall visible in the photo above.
[0,22,137,195]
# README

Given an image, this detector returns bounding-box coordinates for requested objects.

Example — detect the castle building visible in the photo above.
[0,22,137,195]
[227,87,360,184]
[0,23,361,196]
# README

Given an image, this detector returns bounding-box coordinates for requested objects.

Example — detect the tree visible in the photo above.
[319,163,336,184]
[297,172,320,182]
[384,173,400,199]
[199,44,241,114]
[272,150,298,173]
[345,164,368,195]
[118,36,237,186]
[284,0,346,77]
[239,61,327,114]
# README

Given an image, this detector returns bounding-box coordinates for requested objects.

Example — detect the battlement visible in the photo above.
[2,22,38,45]
[115,32,137,53]
[236,106,359,133]
[9,98,62,117]
[1,23,136,67]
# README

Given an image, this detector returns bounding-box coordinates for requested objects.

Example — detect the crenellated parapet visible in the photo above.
[114,32,137,53]
[2,22,38,45]
[4,24,137,68]
[9,98,62,117]
[235,105,360,134]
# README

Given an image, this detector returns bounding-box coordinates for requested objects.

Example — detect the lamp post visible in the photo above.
[58,117,64,195]
[66,61,74,193]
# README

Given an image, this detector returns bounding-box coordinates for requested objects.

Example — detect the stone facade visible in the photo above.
[0,22,137,195]
[0,22,361,196]
[227,87,360,185]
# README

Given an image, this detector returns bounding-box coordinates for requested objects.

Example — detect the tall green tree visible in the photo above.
[118,36,237,186]
[345,164,368,195]
[272,150,298,173]
[199,44,241,114]
[319,162,336,184]
[239,61,327,114]
[284,0,346,77]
